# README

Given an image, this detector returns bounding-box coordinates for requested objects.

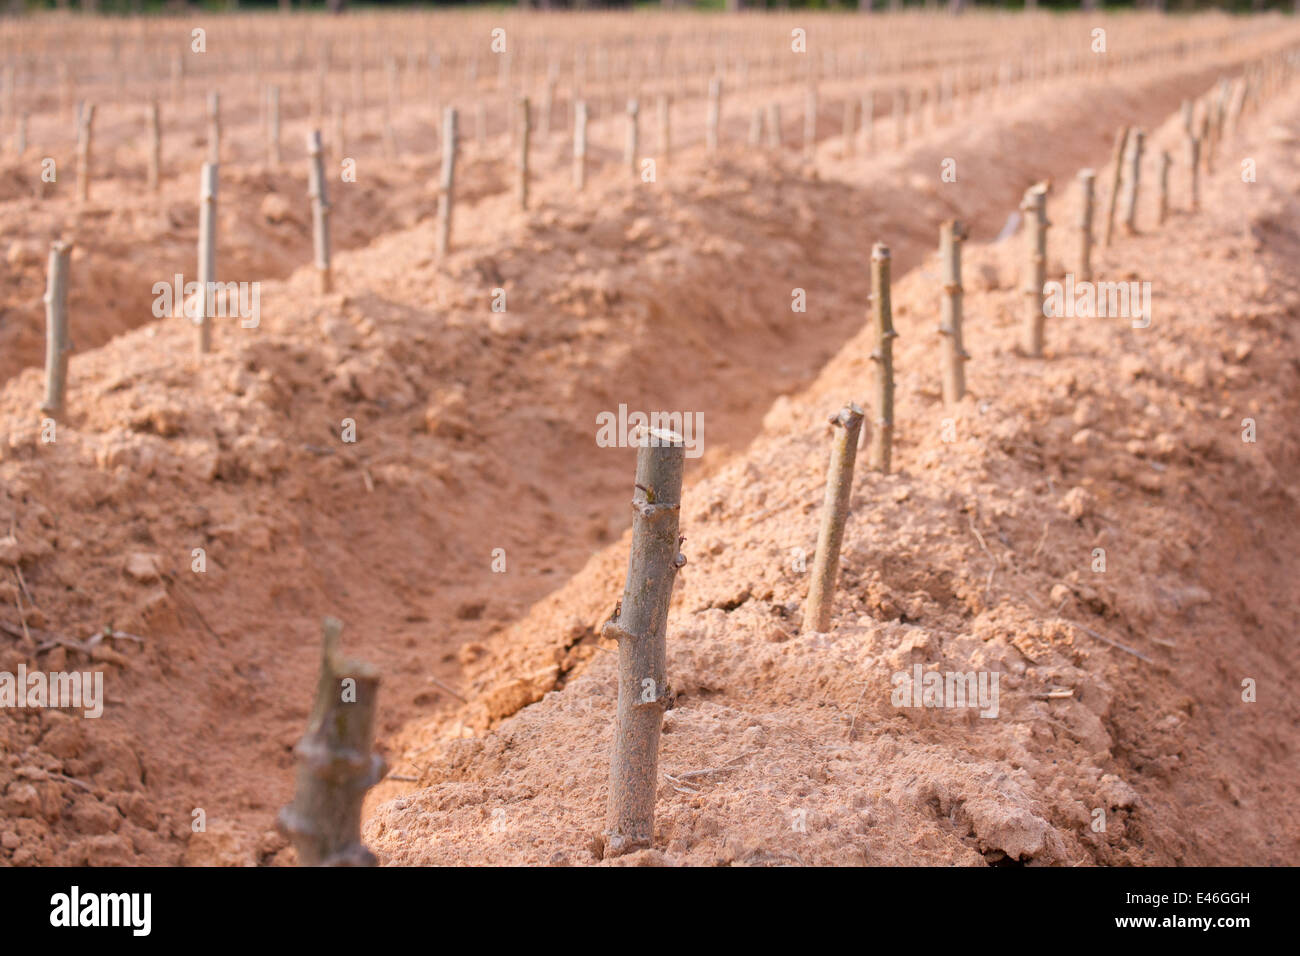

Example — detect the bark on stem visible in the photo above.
[624,97,639,177]
[802,404,865,633]
[1199,108,1213,175]
[1020,183,1049,358]
[657,93,671,164]
[196,162,218,355]
[206,91,220,166]
[1121,128,1144,235]
[893,88,906,148]
[803,85,817,159]
[573,100,588,191]
[1077,168,1095,284]
[306,129,332,294]
[1102,126,1128,249]
[765,101,782,149]
[517,96,531,210]
[268,85,282,165]
[603,429,687,857]
[436,107,457,257]
[277,617,385,867]
[938,219,969,406]
[868,242,896,473]
[706,77,721,152]
[75,103,94,203]
[41,241,72,417]
[841,97,856,157]
[147,101,161,194]
[1156,150,1170,226]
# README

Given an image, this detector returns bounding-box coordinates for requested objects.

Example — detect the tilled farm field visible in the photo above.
[0,9,1298,867]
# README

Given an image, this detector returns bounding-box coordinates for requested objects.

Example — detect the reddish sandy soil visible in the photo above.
[0,11,1297,866]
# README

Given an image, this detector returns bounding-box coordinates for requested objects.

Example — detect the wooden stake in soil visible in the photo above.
[802,404,865,634]
[1199,107,1213,175]
[306,130,332,294]
[1076,168,1095,284]
[803,85,817,159]
[41,241,72,418]
[268,85,282,165]
[1102,126,1128,248]
[75,103,94,203]
[207,91,220,165]
[841,97,856,157]
[517,97,531,210]
[196,163,218,354]
[1187,135,1201,212]
[938,219,969,406]
[573,99,588,191]
[332,105,344,163]
[277,617,386,867]
[624,97,639,176]
[436,107,457,258]
[1121,128,1144,235]
[1156,150,1170,226]
[868,242,896,474]
[1020,183,1049,358]
[706,77,721,152]
[657,92,671,164]
[861,92,875,151]
[147,101,161,194]
[748,106,763,147]
[765,101,782,149]
[894,88,907,148]
[602,428,687,857]
[541,77,556,140]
